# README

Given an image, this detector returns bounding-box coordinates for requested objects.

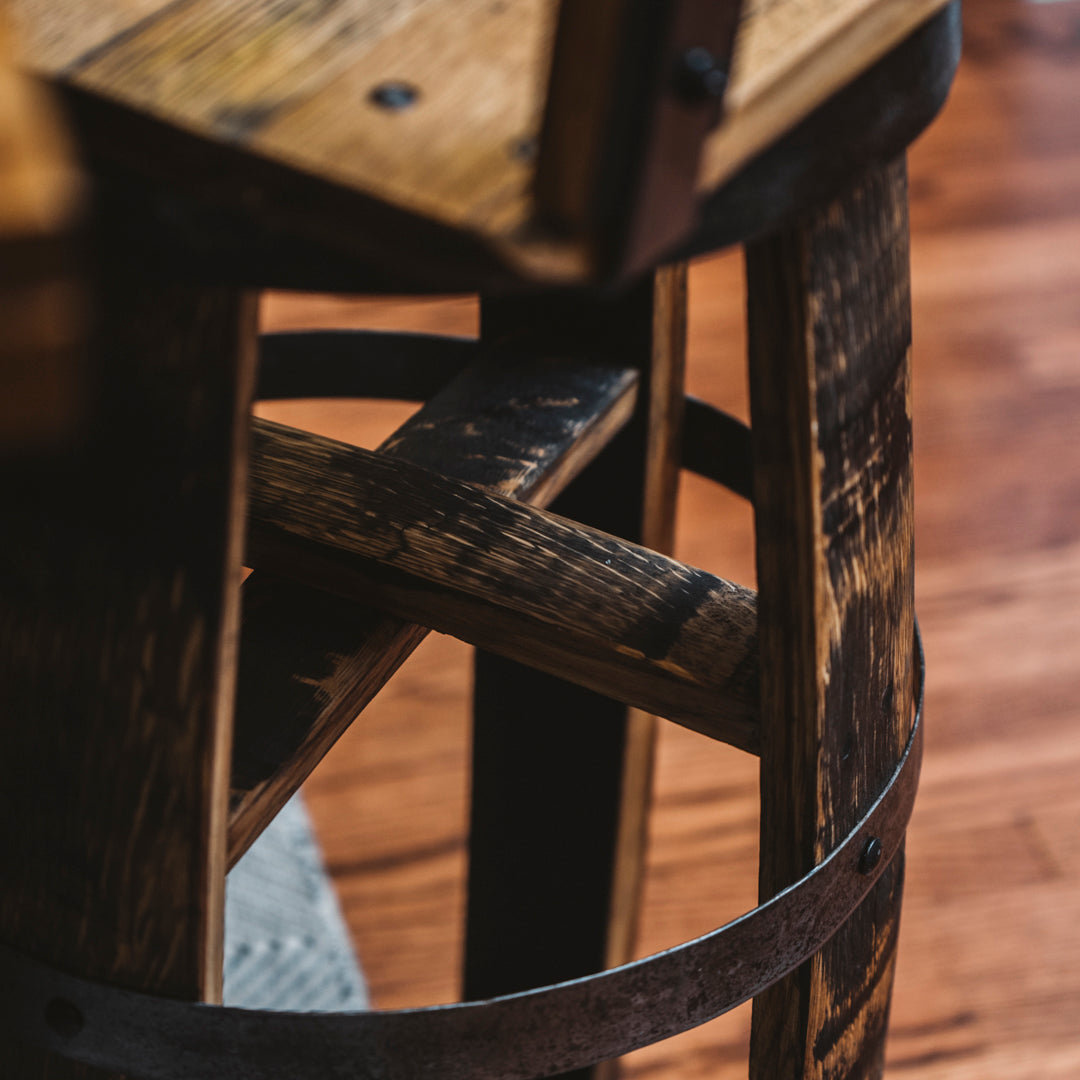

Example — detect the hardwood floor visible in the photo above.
[257,1,1080,1074]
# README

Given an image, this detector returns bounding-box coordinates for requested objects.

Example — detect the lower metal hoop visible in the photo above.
[0,626,925,1080]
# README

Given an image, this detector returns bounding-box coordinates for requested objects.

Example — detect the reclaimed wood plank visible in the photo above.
[10,0,952,283]
[746,157,915,1080]
[8,0,173,73]
[244,416,760,752]
[0,193,256,1076]
[463,267,687,1080]
[229,349,640,865]
[19,0,562,273]
[699,0,952,192]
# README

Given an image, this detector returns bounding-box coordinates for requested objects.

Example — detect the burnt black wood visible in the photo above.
[53,6,958,295]
[230,349,641,865]
[0,188,253,1078]
[464,276,685,1080]
[243,418,758,751]
[58,90,515,294]
[746,158,915,1080]
[256,331,476,402]
[537,0,742,278]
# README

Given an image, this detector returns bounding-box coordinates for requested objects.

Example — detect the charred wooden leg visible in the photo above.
[746,158,915,1080]
[0,194,255,1078]
[464,266,687,1080]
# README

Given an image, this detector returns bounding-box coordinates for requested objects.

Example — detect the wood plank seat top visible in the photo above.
[10,0,953,287]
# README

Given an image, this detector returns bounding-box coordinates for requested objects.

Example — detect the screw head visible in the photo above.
[859,837,884,875]
[369,81,419,110]
[673,47,729,103]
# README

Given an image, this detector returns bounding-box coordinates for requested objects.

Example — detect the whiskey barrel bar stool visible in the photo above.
[0,1,958,1078]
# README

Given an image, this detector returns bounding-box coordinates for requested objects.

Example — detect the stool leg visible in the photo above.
[746,158,915,1080]
[0,201,256,1076]
[464,266,687,1079]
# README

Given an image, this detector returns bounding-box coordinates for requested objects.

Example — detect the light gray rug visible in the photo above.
[223,794,369,1012]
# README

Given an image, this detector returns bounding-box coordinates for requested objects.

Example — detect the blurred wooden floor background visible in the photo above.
[257,1,1080,1075]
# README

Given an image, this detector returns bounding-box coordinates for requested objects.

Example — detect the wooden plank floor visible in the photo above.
[257,1,1080,1075]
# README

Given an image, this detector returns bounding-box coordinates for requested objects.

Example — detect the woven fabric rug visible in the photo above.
[223,794,369,1011]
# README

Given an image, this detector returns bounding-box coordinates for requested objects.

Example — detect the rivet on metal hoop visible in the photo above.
[859,837,884,875]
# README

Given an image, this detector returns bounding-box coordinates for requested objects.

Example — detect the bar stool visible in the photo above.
[0,2,958,1077]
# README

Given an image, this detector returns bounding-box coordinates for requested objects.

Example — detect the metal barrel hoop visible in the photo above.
[0,620,925,1080]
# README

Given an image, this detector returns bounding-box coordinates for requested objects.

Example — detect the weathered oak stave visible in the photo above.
[245,418,760,755]
[229,350,641,865]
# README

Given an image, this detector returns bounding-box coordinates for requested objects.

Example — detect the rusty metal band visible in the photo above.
[0,625,924,1080]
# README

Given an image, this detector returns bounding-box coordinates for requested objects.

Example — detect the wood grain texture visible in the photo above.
[536,1,741,275]
[12,0,565,273]
[612,263,688,965]
[2,3,1070,1077]
[463,268,687,1080]
[699,0,952,192]
[0,195,256,1078]
[684,2,959,260]
[229,349,640,865]
[11,0,952,283]
[746,157,914,1079]
[245,417,759,751]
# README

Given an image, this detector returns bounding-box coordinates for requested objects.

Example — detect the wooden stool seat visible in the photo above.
[10,0,955,290]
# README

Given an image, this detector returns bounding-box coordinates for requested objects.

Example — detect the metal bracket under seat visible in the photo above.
[0,626,924,1080]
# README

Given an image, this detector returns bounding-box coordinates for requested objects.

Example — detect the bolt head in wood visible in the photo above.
[369,82,419,110]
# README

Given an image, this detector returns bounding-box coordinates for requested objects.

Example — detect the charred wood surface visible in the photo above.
[747,157,915,1080]
[245,418,760,754]
[230,350,640,864]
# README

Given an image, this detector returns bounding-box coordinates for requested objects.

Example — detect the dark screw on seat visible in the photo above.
[673,47,729,104]
[369,81,419,110]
